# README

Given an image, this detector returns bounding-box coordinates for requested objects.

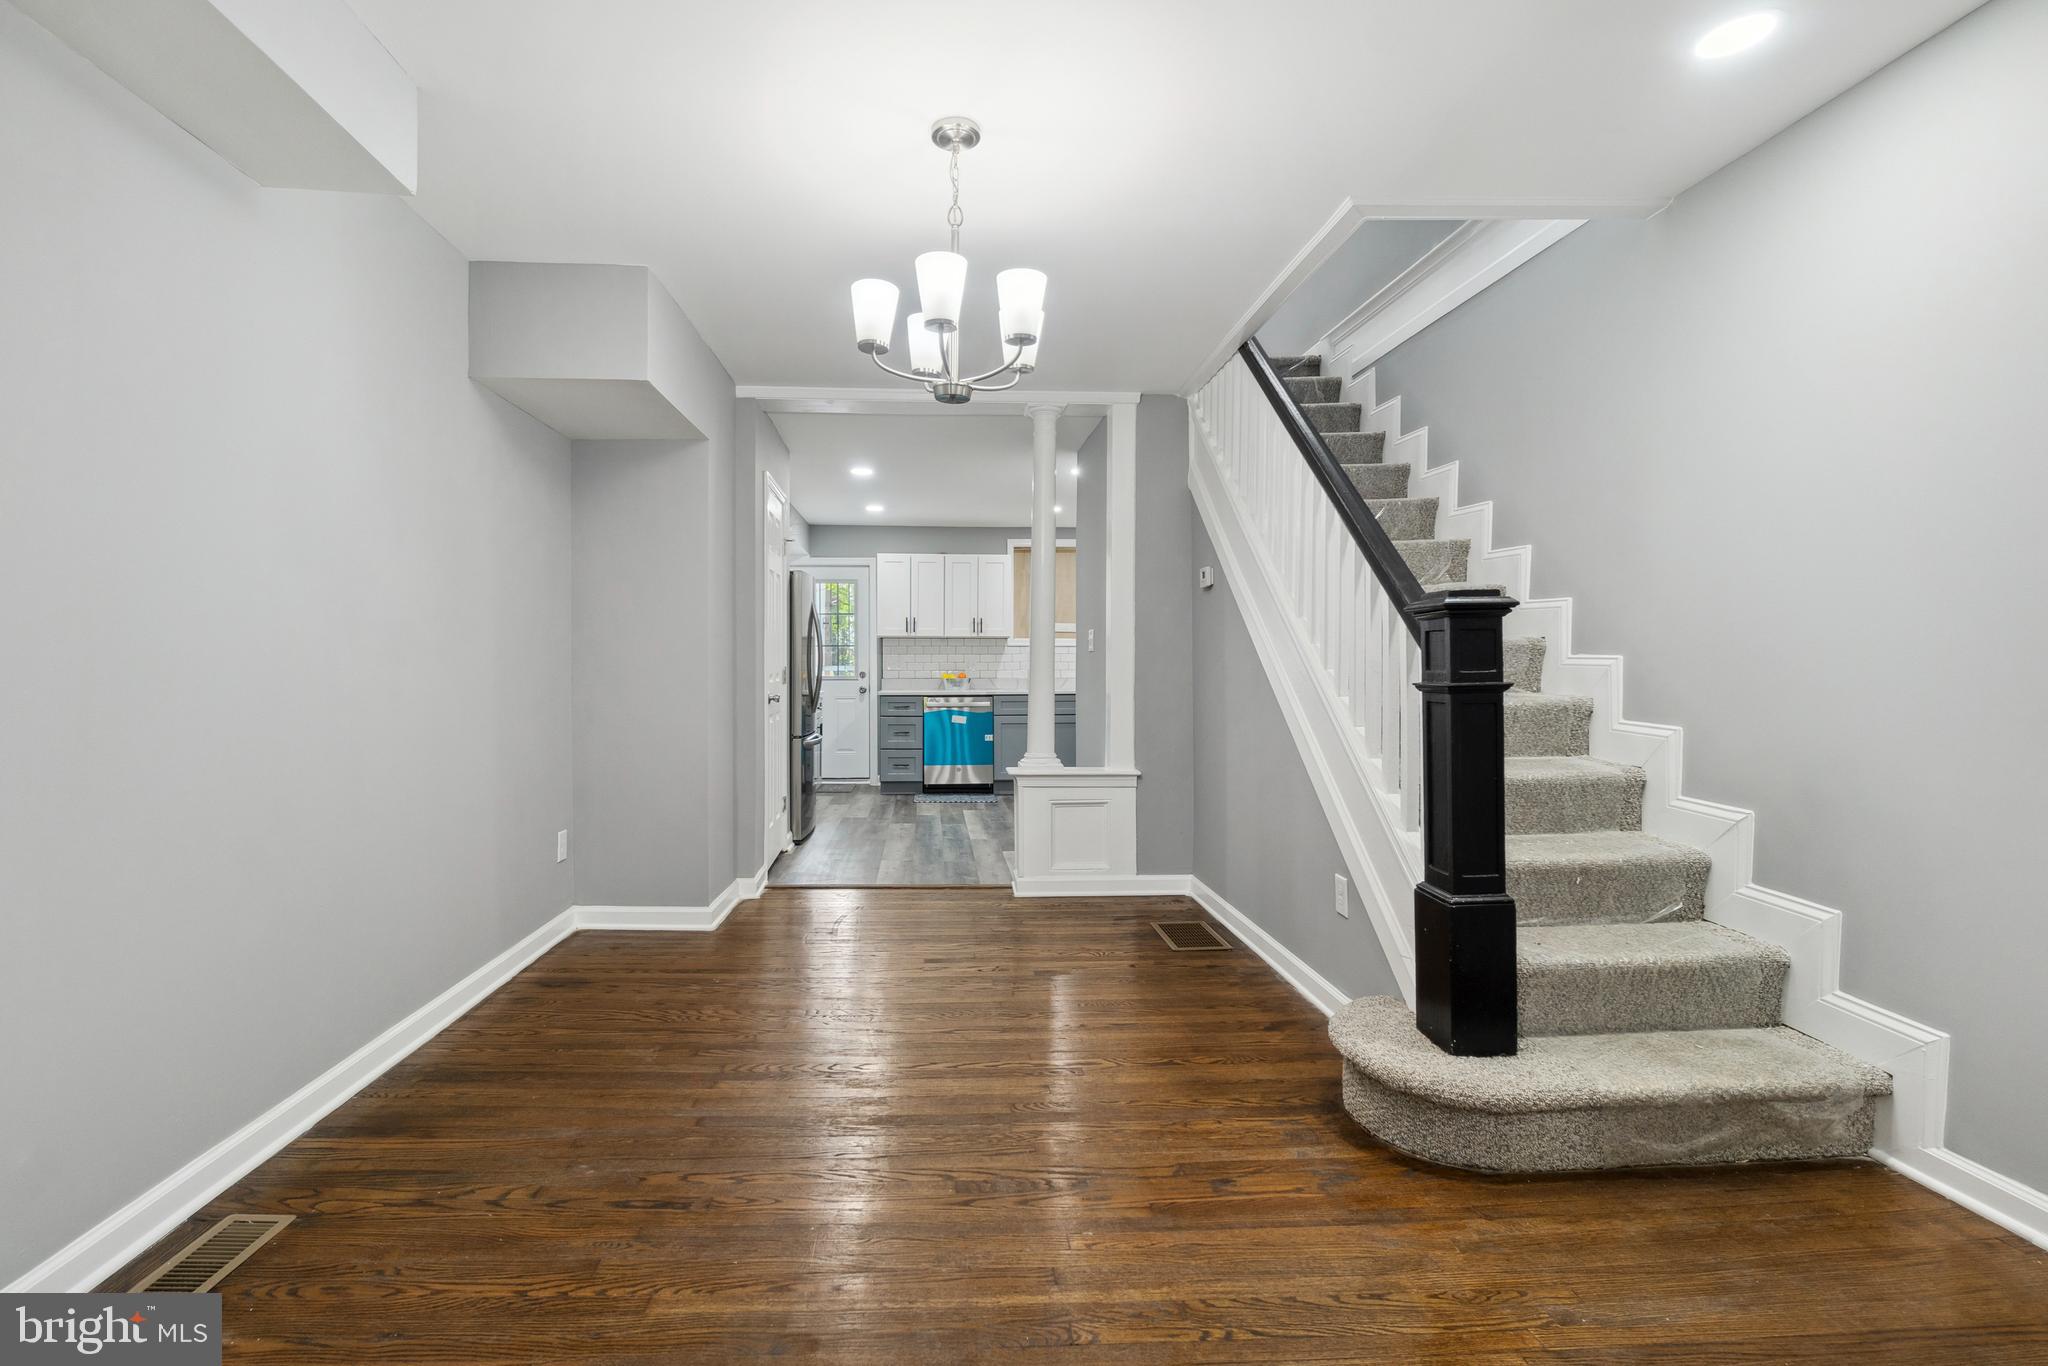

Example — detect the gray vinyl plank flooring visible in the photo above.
[770,790,1014,886]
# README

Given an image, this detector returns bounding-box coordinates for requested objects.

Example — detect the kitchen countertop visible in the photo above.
[878,686,1076,697]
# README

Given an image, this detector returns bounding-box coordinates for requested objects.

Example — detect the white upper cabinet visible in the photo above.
[977,553,1012,638]
[909,554,945,634]
[877,550,1018,636]
[877,553,913,635]
[943,556,980,635]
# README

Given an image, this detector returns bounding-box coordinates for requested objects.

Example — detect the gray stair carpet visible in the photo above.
[1332,998,1891,1172]
[1283,353,1893,1171]
[1518,923,1789,1035]
[1504,636,1545,691]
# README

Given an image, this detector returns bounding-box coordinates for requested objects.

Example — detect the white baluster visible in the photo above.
[1399,633,1423,833]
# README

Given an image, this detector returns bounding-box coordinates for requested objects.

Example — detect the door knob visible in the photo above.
[858,685,868,695]
[768,694,781,703]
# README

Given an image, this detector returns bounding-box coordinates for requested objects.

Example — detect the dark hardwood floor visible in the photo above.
[108,888,2047,1362]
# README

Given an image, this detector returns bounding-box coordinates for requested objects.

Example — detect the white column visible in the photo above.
[1103,402,1138,769]
[1016,401,1065,770]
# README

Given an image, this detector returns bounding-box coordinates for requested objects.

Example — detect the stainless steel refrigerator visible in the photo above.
[788,568,822,842]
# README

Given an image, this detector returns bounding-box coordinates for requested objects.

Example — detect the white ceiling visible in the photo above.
[776,413,1095,528]
[348,0,1983,393]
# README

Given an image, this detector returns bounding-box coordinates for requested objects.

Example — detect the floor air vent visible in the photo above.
[130,1215,294,1293]
[1153,920,1232,951]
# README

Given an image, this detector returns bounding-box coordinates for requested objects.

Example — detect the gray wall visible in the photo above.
[1190,522,1404,1000]
[1259,219,1464,356]
[803,524,1029,557]
[1073,420,1109,766]
[0,5,573,1284]
[1373,0,2048,1188]
[1134,396,1195,874]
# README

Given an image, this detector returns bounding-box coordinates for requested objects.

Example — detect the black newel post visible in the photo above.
[1412,592,1519,1056]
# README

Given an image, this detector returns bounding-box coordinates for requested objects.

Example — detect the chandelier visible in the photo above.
[849,117,1045,404]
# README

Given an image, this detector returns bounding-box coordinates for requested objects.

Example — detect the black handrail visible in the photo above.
[1236,336,1520,1057]
[1240,340,1431,635]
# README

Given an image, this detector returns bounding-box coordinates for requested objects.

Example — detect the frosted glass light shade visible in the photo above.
[914,251,967,332]
[850,278,899,353]
[905,312,945,376]
[996,268,1046,344]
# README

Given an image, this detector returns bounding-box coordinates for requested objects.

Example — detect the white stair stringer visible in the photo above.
[1186,407,1420,1001]
[1317,362,1962,1179]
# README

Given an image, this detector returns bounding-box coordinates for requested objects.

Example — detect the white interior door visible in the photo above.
[764,477,789,860]
[813,567,871,780]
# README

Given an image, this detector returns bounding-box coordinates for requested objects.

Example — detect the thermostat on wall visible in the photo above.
[1198,566,1215,589]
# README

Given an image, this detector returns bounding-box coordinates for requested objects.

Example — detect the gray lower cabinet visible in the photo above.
[993,694,1077,790]
[878,748,922,785]
[880,693,1079,792]
[879,695,923,791]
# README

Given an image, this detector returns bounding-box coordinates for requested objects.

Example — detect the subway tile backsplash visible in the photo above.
[883,636,1076,692]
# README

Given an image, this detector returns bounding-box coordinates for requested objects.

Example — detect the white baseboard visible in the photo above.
[1878,1147,2048,1253]
[7,861,779,1295]
[1010,873,1192,898]
[1188,877,1352,1018]
[7,905,581,1294]
[571,861,770,931]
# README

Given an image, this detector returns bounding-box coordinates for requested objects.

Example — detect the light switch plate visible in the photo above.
[557,830,570,863]
[1334,873,1349,918]
[1198,566,1215,589]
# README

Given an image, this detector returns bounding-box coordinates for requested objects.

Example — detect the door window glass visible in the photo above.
[816,579,857,678]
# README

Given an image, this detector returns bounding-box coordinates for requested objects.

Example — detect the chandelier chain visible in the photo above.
[946,144,963,252]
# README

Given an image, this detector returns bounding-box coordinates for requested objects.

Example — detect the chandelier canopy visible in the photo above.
[850,117,1044,404]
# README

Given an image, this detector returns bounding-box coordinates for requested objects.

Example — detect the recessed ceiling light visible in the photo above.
[1053,504,1063,513]
[850,465,874,478]
[865,503,884,513]
[1693,11,1779,59]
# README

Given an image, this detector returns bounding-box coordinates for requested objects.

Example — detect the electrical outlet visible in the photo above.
[556,830,569,863]
[1086,628,1095,651]
[1334,873,1349,919]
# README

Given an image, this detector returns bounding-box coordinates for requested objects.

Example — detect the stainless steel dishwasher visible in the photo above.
[922,695,995,788]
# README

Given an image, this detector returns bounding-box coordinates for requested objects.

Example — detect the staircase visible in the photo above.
[1195,351,1891,1173]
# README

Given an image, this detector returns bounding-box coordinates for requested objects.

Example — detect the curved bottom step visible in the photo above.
[1330,997,1891,1173]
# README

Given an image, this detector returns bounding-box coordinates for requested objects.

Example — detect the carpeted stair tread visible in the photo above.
[1345,463,1410,500]
[1505,637,1546,692]
[1301,401,1363,433]
[1267,355,1320,376]
[1505,690,1594,757]
[1326,431,1385,465]
[1285,374,1342,405]
[1330,996,1890,1113]
[1330,996,1890,1172]
[1506,756,1645,833]
[1519,924,1790,1035]
[1395,537,1470,586]
[1507,831,1712,925]
[1416,579,1508,596]
[1367,496,1439,542]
